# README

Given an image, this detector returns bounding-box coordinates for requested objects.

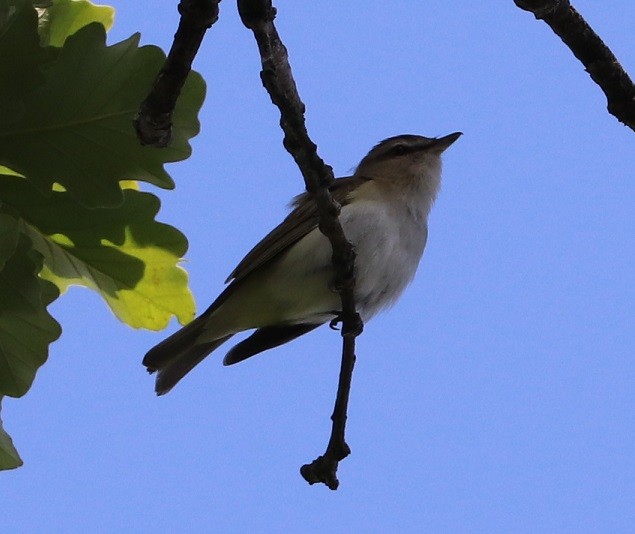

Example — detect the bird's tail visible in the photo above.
[143,316,232,395]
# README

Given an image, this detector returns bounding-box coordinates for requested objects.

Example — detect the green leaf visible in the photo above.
[0,241,59,470]
[0,22,206,207]
[0,0,50,125]
[38,0,114,47]
[0,175,195,330]
[0,212,20,271]
[0,397,23,470]
[0,231,61,398]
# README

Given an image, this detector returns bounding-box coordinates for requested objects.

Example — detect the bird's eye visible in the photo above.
[392,144,407,156]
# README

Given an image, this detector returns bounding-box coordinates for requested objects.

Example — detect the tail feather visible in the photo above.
[153,336,232,395]
[143,318,323,394]
[143,316,232,395]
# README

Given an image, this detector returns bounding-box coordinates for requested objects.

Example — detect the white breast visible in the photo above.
[339,197,428,320]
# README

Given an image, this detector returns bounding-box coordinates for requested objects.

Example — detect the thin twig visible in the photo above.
[134,0,221,147]
[237,0,363,490]
[300,334,357,490]
[514,0,635,132]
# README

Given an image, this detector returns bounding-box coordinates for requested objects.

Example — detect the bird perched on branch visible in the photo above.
[143,132,462,395]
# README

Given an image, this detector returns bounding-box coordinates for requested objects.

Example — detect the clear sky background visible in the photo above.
[4,1,635,532]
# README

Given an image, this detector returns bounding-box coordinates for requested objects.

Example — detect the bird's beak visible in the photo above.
[430,131,463,153]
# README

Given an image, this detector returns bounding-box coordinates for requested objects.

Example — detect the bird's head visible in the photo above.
[355,132,462,186]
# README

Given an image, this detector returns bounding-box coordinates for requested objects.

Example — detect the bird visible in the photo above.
[143,132,462,395]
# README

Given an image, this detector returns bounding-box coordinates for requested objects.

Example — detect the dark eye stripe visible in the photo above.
[392,144,407,155]
[377,141,430,160]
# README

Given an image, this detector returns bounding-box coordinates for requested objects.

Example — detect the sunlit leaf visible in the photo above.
[38,0,114,47]
[0,175,195,329]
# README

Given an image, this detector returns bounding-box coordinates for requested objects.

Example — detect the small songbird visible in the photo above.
[144,132,462,394]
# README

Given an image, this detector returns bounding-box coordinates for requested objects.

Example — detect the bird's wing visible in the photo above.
[195,175,369,319]
[225,175,369,284]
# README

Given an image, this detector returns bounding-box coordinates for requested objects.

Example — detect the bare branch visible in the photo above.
[515,0,635,132]
[300,329,358,490]
[134,0,221,147]
[237,0,363,490]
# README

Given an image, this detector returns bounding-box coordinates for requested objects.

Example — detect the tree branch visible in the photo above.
[514,0,635,132]
[134,0,221,147]
[237,0,363,490]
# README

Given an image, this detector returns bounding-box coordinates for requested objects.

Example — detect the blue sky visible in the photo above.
[4,1,635,532]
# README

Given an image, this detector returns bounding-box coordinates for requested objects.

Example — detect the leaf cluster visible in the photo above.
[0,0,205,468]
